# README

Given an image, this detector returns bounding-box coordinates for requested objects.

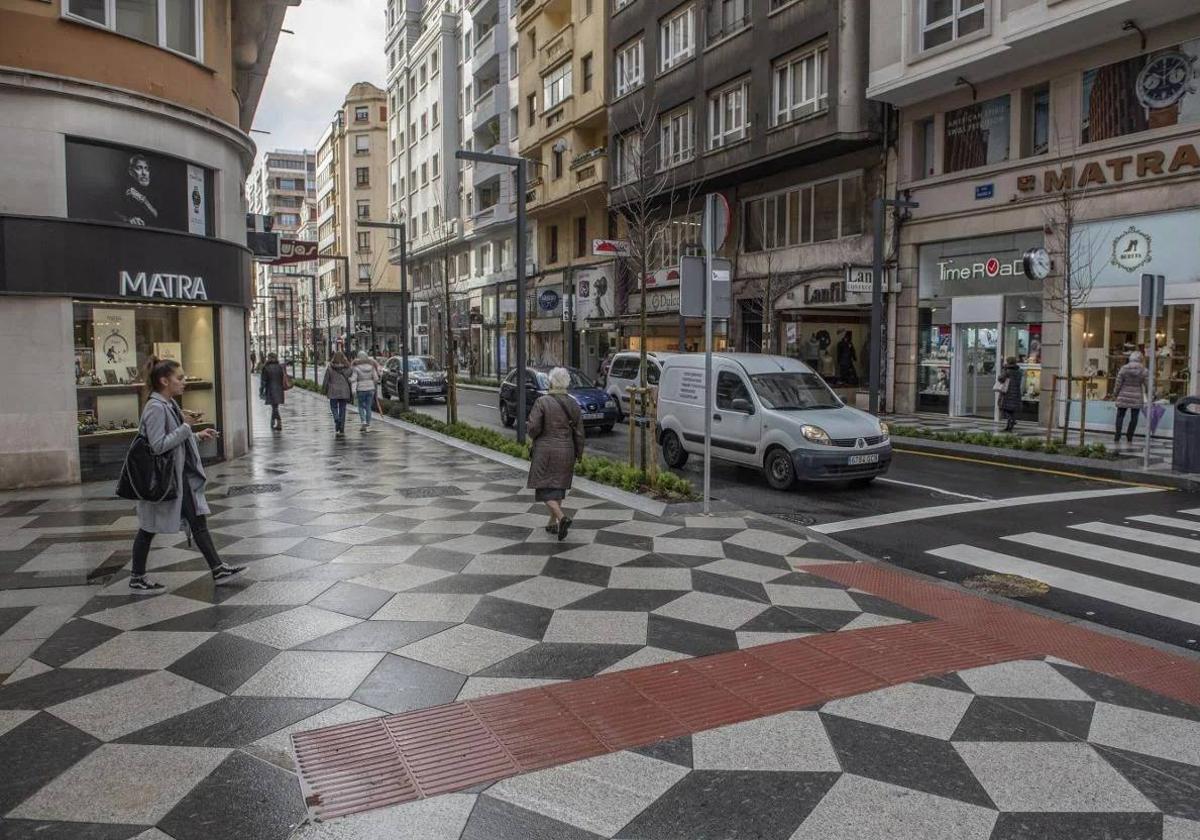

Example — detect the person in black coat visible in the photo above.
[997,357,1023,432]
[259,352,288,431]
[836,333,858,385]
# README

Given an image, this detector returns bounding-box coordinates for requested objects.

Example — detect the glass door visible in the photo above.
[955,323,998,418]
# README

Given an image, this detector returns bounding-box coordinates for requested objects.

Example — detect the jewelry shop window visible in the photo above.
[74,301,220,481]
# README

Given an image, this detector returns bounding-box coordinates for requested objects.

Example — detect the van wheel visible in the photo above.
[661,430,688,467]
[764,447,796,490]
[500,401,514,427]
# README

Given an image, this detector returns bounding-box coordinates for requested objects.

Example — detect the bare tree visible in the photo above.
[739,212,782,354]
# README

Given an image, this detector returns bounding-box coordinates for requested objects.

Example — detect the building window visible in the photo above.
[430,49,439,76]
[421,162,428,185]
[543,61,573,111]
[420,113,428,135]
[355,134,370,154]
[510,44,519,78]
[421,211,429,235]
[708,79,748,149]
[355,105,370,122]
[409,170,417,193]
[649,213,701,270]
[914,117,935,179]
[615,38,644,96]
[549,225,559,263]
[431,154,440,177]
[1024,84,1050,157]
[659,105,694,169]
[65,0,204,60]
[615,0,632,9]
[358,263,371,281]
[432,103,440,127]
[921,0,986,52]
[706,0,748,43]
[433,206,441,228]
[575,217,587,258]
[614,131,641,185]
[357,231,371,252]
[419,64,427,86]
[943,94,1010,173]
[742,172,864,252]
[582,54,593,94]
[585,0,593,14]
[553,148,564,179]
[356,167,370,186]
[772,42,828,126]
[357,200,371,219]
[659,5,695,72]
[527,93,537,126]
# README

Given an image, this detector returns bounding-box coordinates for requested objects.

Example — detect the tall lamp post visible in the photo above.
[357,219,410,412]
[869,196,919,415]
[269,283,297,376]
[455,149,529,443]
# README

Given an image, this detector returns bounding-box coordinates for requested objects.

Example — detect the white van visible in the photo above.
[657,353,892,489]
[605,351,674,420]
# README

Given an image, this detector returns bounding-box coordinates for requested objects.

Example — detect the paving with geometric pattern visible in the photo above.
[0,392,1198,838]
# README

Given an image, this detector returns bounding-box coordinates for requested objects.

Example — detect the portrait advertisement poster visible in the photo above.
[92,308,136,382]
[573,265,614,321]
[65,138,214,236]
[1082,38,1200,143]
[943,95,1011,173]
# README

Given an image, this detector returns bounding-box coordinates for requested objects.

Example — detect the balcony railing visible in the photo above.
[537,23,572,74]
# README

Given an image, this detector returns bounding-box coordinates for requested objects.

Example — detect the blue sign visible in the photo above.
[538,289,561,312]
[975,183,995,200]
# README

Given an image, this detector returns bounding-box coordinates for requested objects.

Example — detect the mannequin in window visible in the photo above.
[836,332,858,386]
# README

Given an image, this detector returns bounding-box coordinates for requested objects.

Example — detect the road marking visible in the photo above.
[927,543,1200,626]
[893,447,1165,487]
[1003,532,1200,586]
[812,487,1164,534]
[1128,514,1200,533]
[1070,521,1200,555]
[476,404,496,410]
[874,477,987,501]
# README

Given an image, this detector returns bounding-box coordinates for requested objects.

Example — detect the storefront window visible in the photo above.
[918,306,951,412]
[1071,304,1193,402]
[778,313,867,394]
[74,301,219,481]
[1003,295,1042,420]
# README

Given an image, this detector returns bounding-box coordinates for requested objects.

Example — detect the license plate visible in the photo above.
[848,454,879,466]
[582,412,604,420]
[421,386,442,393]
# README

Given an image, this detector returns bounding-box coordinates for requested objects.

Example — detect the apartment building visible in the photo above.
[869,0,1200,434]
[246,149,316,358]
[315,81,403,356]
[517,0,610,373]
[607,0,883,396]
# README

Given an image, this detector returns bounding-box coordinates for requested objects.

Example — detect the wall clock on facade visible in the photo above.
[1136,50,1199,110]
[1022,247,1052,282]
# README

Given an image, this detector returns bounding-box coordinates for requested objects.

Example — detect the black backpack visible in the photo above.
[115,432,178,502]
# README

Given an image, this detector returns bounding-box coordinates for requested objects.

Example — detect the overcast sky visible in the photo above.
[252,0,387,157]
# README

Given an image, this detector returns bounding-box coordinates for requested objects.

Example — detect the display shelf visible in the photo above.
[78,421,214,445]
[920,360,950,367]
[75,380,213,395]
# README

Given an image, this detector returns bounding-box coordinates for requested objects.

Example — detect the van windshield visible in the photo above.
[749,372,842,410]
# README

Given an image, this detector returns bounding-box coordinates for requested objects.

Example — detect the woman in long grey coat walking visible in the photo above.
[996,357,1023,432]
[259,352,287,431]
[1112,351,1149,443]
[128,357,244,592]
[527,367,585,541]
[321,350,354,436]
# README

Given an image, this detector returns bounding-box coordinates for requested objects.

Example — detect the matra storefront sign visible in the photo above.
[1015,139,1200,194]
[119,270,208,301]
[938,257,1024,282]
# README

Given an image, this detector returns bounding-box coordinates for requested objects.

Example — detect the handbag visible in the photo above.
[551,395,584,460]
[992,378,1006,393]
[115,432,178,502]
[283,370,294,391]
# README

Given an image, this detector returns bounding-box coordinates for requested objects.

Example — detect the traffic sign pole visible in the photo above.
[703,194,716,516]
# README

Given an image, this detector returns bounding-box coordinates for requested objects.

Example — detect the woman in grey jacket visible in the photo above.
[1112,351,1149,443]
[128,357,245,593]
[321,350,354,436]
[350,351,380,432]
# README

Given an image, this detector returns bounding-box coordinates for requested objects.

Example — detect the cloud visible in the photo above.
[252,0,388,156]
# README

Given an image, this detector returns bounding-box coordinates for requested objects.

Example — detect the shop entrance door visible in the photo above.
[955,323,999,418]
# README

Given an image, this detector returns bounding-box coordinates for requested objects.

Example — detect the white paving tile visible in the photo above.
[371,592,482,622]
[822,682,973,739]
[607,566,693,590]
[652,591,768,630]
[694,711,841,772]
[347,564,453,593]
[490,577,601,610]
[736,631,815,649]
[221,580,335,606]
[85,594,210,631]
[1087,702,1200,767]
[394,624,536,675]
[697,558,790,583]
[455,677,564,701]
[333,544,421,564]
[957,660,1093,702]
[234,650,386,698]
[63,631,214,670]
[227,605,360,649]
[289,793,477,839]
[653,537,726,558]
[48,671,223,741]
[600,646,693,673]
[543,610,648,645]
[763,584,861,612]
[726,528,807,556]
[554,543,647,567]
[460,554,548,576]
[0,709,37,738]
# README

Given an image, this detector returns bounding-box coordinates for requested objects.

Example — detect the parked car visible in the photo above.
[499,366,618,432]
[605,351,674,421]
[381,355,448,402]
[657,353,891,489]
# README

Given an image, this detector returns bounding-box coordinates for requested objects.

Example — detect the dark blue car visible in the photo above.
[499,366,618,433]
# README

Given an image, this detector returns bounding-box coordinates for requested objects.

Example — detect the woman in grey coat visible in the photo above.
[996,357,1023,433]
[128,357,245,593]
[1112,351,1149,443]
[321,350,354,437]
[527,367,585,541]
[259,352,287,431]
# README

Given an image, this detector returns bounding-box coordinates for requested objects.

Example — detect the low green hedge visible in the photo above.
[890,425,1116,460]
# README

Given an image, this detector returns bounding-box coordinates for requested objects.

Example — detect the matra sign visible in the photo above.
[119,270,209,301]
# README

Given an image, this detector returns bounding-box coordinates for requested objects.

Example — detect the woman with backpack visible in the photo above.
[259,352,288,431]
[127,356,245,593]
[527,367,585,541]
[321,351,354,437]
[350,350,380,432]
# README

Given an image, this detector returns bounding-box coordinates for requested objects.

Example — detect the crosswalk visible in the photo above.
[926,508,1200,630]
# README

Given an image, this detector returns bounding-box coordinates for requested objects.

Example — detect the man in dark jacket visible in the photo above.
[997,357,1023,432]
[259,352,287,431]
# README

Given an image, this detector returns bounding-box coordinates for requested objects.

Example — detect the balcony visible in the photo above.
[472,87,501,132]
[471,28,500,76]
[570,148,607,190]
[537,23,572,75]
[525,176,543,210]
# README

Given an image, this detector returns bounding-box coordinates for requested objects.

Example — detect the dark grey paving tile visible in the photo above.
[476,524,537,542]
[462,795,605,840]
[171,575,254,604]
[120,696,333,747]
[955,696,1095,742]
[167,633,279,694]
[0,820,146,840]
[632,735,693,768]
[408,574,526,595]
[281,538,350,562]
[352,654,465,714]
[615,770,840,840]
[0,713,102,813]
[989,812,1161,840]
[405,547,476,573]
[846,592,933,622]
[310,581,395,619]
[568,588,684,612]
[821,713,996,808]
[690,570,769,603]
[504,542,570,557]
[140,604,293,633]
[594,531,654,551]
[721,544,796,569]
[647,615,739,657]
[464,597,553,641]
[769,570,854,589]
[297,620,454,651]
[159,750,306,840]
[24,511,124,528]
[1050,664,1200,723]
[477,643,642,680]
[621,553,711,569]
[1098,746,1200,821]
[30,619,124,668]
[0,606,35,636]
[0,668,145,710]
[918,672,975,694]
[272,563,385,582]
[740,605,854,633]
[541,557,611,588]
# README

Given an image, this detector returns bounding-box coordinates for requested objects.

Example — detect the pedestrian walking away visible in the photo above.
[1112,350,1149,444]
[351,350,380,432]
[322,350,354,437]
[527,366,585,541]
[127,356,245,593]
[259,352,288,431]
[996,356,1023,433]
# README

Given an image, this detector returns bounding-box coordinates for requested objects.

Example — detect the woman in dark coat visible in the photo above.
[259,352,287,431]
[527,367,585,541]
[997,356,1023,432]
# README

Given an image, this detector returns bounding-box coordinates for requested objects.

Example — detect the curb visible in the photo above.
[893,435,1200,490]
[454,382,500,395]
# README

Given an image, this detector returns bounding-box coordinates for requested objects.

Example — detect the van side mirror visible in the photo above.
[730,398,754,414]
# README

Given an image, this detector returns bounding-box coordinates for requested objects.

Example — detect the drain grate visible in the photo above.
[398,485,464,499]
[772,512,817,527]
[224,483,283,497]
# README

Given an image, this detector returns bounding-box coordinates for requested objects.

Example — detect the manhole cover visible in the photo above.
[398,485,465,498]
[225,483,283,497]
[962,573,1050,598]
[773,512,817,527]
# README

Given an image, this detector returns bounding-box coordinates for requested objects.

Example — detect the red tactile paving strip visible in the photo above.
[292,561,1200,822]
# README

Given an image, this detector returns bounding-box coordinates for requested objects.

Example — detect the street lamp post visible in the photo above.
[455,149,529,443]
[869,196,919,415]
[269,283,297,376]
